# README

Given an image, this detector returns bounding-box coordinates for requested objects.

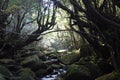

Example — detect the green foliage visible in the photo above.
[7,5,22,13]
[9,0,21,6]
[9,0,35,7]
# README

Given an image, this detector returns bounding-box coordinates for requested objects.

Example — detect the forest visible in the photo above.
[0,0,120,80]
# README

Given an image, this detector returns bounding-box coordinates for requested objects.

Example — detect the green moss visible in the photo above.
[0,65,13,78]
[35,69,47,77]
[58,53,80,64]
[0,74,6,80]
[66,62,102,80]
[19,76,35,80]
[21,55,43,66]
[52,64,62,69]
[65,64,91,80]
[67,64,90,76]
[0,59,15,64]
[21,55,47,72]
[96,71,120,80]
[18,68,36,78]
[1,5,22,15]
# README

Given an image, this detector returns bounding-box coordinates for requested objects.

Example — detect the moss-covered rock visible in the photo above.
[58,52,80,65]
[21,55,46,71]
[65,64,91,80]
[46,66,53,74]
[65,63,101,80]
[9,73,35,80]
[21,55,42,66]
[0,74,6,80]
[0,65,13,78]
[51,64,62,69]
[49,53,58,58]
[14,68,35,80]
[18,75,35,80]
[18,68,36,78]
[80,44,93,57]
[77,57,102,78]
[35,69,48,77]
[0,59,15,65]
[97,60,114,74]
[77,57,88,64]
[95,71,120,80]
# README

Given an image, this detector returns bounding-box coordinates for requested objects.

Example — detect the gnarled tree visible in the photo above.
[51,0,120,71]
[0,0,56,58]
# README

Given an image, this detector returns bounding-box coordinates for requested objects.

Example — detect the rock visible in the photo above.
[97,61,114,74]
[86,63,102,78]
[19,75,35,80]
[0,59,20,73]
[21,55,46,71]
[65,64,99,80]
[80,45,92,57]
[21,55,41,66]
[18,68,36,78]
[0,74,6,80]
[47,66,53,74]
[77,57,87,64]
[77,57,102,78]
[35,69,48,77]
[10,76,35,80]
[51,64,62,69]
[37,53,46,61]
[0,59,15,65]
[7,65,22,72]
[58,52,80,65]
[65,64,91,80]
[0,65,13,78]
[95,71,120,80]
[32,62,48,72]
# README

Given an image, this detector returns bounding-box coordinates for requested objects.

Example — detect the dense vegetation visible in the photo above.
[0,0,120,80]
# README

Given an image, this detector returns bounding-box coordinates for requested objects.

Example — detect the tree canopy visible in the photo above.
[51,0,120,71]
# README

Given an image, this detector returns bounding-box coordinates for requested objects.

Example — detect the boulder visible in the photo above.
[0,65,13,78]
[65,64,101,80]
[95,71,120,80]
[77,57,102,78]
[18,68,36,78]
[51,64,62,69]
[58,52,80,65]
[21,55,47,71]
[65,64,91,80]
[18,75,35,80]
[7,65,22,72]
[0,74,6,80]
[11,75,35,80]
[35,69,48,77]
[0,59,15,66]
[46,66,53,74]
